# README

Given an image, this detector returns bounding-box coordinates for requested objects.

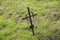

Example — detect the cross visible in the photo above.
[22,7,37,35]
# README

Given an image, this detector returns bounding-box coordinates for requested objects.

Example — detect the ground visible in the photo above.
[0,0,60,40]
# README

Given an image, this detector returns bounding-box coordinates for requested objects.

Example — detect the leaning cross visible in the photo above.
[22,7,37,35]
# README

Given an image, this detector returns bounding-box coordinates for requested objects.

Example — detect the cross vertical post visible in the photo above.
[27,7,35,35]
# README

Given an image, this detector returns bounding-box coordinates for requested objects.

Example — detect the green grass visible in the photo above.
[0,0,60,40]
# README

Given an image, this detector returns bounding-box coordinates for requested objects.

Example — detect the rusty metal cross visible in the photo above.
[22,7,37,35]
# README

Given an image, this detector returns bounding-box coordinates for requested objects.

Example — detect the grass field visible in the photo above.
[0,0,60,40]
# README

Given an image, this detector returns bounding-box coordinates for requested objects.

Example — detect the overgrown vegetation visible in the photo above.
[0,0,60,40]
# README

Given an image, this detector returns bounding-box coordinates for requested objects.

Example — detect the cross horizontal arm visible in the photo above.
[22,14,37,20]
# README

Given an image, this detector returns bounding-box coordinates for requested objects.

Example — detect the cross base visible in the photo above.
[30,25,35,35]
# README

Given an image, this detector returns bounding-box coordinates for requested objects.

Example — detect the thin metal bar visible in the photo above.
[27,7,35,35]
[22,14,37,20]
[27,7,33,26]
